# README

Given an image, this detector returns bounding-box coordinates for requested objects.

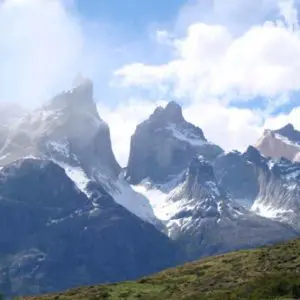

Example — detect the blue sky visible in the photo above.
[0,0,300,165]
[71,0,300,113]
[76,0,185,37]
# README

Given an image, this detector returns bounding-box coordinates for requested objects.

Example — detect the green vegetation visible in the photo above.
[22,238,300,299]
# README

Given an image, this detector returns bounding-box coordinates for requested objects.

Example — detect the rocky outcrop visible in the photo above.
[0,158,178,297]
[126,102,223,184]
[214,146,300,232]
[0,79,121,179]
[165,158,298,261]
[0,79,159,225]
[255,124,300,162]
[214,150,259,208]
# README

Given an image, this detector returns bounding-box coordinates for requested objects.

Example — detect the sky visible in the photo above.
[0,0,300,166]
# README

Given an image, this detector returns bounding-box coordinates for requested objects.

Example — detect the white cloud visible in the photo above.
[99,98,267,166]
[264,106,300,130]
[155,30,174,45]
[0,0,115,107]
[278,0,299,30]
[0,0,84,105]
[175,0,288,34]
[116,19,300,101]
[1,0,298,168]
[111,0,300,164]
[100,96,300,167]
[183,103,264,153]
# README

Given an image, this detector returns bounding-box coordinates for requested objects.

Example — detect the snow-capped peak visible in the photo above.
[132,157,241,236]
[255,124,300,162]
[126,102,223,184]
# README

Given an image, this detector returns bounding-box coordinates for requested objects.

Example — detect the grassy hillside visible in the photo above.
[23,238,300,300]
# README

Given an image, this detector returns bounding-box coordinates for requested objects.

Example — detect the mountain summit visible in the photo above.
[126,102,223,184]
[255,124,300,162]
[0,78,120,179]
[151,101,186,125]
[0,80,159,224]
[274,123,300,143]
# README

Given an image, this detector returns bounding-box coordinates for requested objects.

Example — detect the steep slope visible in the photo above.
[213,150,260,208]
[0,79,120,178]
[0,79,157,224]
[25,238,300,300]
[247,150,300,230]
[0,158,179,297]
[126,101,223,184]
[214,146,300,231]
[255,124,300,162]
[133,157,298,261]
[165,158,297,260]
[128,110,300,259]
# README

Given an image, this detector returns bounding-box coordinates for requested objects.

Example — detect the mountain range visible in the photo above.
[0,78,300,297]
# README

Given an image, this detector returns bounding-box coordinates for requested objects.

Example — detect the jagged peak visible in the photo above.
[48,77,97,115]
[274,123,300,143]
[181,157,224,201]
[244,146,260,159]
[164,101,183,121]
[150,101,184,124]
[278,123,295,132]
[244,146,261,158]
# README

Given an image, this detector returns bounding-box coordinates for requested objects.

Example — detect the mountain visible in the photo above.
[0,79,120,178]
[248,151,300,231]
[165,158,297,260]
[1,87,300,299]
[0,158,179,297]
[214,146,300,231]
[25,238,300,300]
[126,101,223,184]
[127,104,299,260]
[214,150,259,208]
[0,79,157,225]
[213,148,268,208]
[132,156,297,261]
[255,124,300,162]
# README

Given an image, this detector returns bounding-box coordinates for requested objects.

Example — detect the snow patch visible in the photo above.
[205,181,220,196]
[47,141,70,158]
[111,178,158,225]
[275,133,300,148]
[251,201,294,219]
[131,181,186,221]
[167,216,193,236]
[166,124,206,146]
[56,162,90,196]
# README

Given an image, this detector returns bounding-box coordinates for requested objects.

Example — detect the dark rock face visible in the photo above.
[182,158,226,201]
[0,159,178,297]
[213,146,300,231]
[170,158,299,262]
[274,124,300,144]
[176,211,298,262]
[126,102,223,184]
[214,150,260,208]
[248,152,300,231]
